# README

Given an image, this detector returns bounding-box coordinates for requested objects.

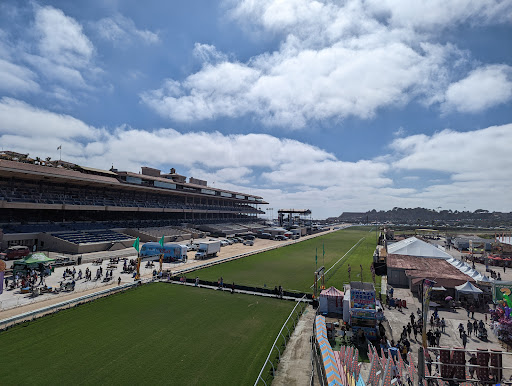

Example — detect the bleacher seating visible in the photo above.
[51,230,133,244]
[0,182,261,213]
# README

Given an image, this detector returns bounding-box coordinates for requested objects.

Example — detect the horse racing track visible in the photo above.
[0,283,294,385]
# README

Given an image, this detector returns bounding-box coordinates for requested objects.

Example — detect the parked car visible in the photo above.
[244,235,255,241]
[259,233,272,239]
[3,245,30,260]
[274,235,288,241]
[220,240,230,247]
[243,240,254,246]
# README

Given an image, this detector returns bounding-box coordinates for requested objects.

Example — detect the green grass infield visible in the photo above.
[0,283,295,385]
[194,226,378,293]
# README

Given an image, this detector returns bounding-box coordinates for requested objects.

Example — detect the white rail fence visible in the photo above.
[254,294,309,386]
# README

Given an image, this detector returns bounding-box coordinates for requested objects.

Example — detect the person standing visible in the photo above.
[462,331,468,349]
[410,312,415,326]
[118,277,121,285]
[467,320,473,336]
[435,329,441,346]
[195,276,199,287]
[407,323,412,339]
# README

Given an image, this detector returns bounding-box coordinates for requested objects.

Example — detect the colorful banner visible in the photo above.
[350,289,376,309]
[0,271,4,295]
[422,279,435,348]
[493,281,512,302]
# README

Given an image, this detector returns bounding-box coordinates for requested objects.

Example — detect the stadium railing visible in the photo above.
[254,294,309,386]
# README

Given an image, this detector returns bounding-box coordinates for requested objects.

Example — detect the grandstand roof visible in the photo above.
[0,158,267,203]
[0,159,120,185]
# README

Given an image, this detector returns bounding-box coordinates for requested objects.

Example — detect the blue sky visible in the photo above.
[0,0,511,219]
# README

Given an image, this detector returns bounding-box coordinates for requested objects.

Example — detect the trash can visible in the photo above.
[402,299,407,308]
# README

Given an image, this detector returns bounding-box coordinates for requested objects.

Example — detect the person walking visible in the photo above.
[407,323,412,339]
[410,312,415,326]
[462,331,468,349]
[413,322,418,340]
[458,323,464,339]
[195,276,199,287]
[118,277,121,285]
[441,317,446,333]
[467,320,473,336]
[435,329,441,346]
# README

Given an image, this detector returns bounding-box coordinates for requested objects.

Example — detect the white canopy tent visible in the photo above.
[455,281,483,300]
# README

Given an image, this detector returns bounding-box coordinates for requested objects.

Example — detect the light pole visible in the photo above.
[266,208,273,222]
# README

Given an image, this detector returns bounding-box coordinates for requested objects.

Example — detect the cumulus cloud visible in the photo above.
[442,65,512,113]
[142,0,510,127]
[0,97,101,139]
[391,123,512,180]
[93,14,159,45]
[0,5,101,102]
[34,5,94,69]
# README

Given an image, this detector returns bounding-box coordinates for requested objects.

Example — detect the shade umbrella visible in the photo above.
[445,296,453,301]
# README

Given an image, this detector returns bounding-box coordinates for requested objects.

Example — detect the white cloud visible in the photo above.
[0,59,39,93]
[365,0,512,30]
[34,5,94,68]
[93,14,159,45]
[391,123,512,180]
[0,97,101,139]
[443,65,512,113]
[143,0,510,127]
[142,39,454,128]
[193,43,228,63]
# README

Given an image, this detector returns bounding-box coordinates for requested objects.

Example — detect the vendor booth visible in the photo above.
[455,280,483,302]
[12,253,55,276]
[349,282,378,340]
[319,286,344,315]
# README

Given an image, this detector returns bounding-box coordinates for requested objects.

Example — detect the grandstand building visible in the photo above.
[0,157,266,253]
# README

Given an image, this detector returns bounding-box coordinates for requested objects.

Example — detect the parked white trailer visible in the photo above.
[195,240,221,259]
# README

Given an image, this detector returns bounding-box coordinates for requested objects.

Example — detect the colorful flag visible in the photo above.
[159,235,165,247]
[132,237,140,252]
[315,248,318,265]
[57,145,62,150]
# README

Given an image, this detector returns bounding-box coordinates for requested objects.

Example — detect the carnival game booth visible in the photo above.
[12,253,55,276]
[319,286,344,315]
[349,282,378,340]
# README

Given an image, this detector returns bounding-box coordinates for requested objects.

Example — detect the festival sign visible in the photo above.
[493,281,512,303]
[350,288,376,309]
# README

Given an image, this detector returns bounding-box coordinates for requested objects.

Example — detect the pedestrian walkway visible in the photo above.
[273,305,315,386]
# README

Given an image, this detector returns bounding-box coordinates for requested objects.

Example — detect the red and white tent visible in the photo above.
[319,286,344,315]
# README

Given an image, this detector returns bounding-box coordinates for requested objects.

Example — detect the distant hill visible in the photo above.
[330,208,512,227]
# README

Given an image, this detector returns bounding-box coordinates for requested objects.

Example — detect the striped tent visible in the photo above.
[316,316,343,386]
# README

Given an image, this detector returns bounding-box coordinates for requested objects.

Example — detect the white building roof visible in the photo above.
[387,237,452,259]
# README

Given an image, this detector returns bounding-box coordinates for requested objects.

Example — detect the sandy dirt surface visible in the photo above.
[273,305,315,386]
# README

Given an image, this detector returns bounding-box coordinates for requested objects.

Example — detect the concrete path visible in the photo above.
[273,305,315,386]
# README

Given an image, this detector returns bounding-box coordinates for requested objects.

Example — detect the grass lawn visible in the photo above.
[194,226,377,293]
[0,283,294,385]
[324,234,382,294]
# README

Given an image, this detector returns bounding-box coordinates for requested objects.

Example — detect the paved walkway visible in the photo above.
[273,305,315,386]
[384,287,512,381]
